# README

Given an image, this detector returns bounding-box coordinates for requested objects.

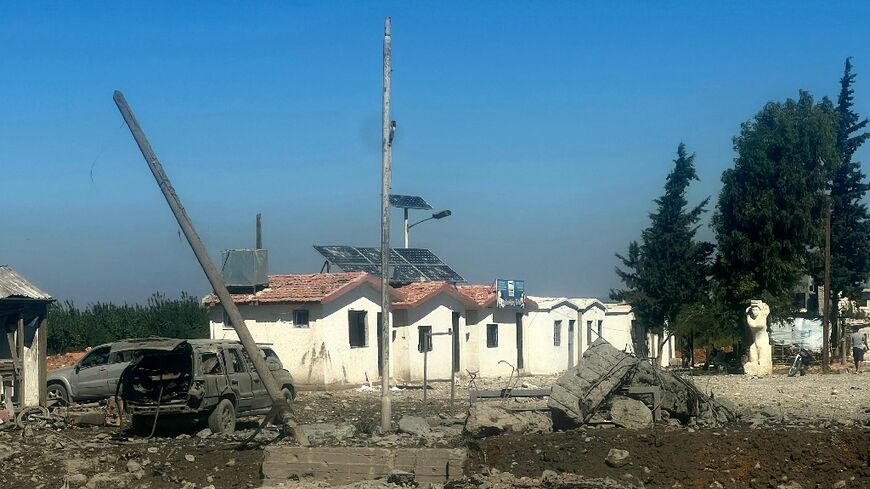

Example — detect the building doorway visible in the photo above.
[568,319,576,368]
[376,312,383,378]
[452,312,461,372]
[515,312,524,370]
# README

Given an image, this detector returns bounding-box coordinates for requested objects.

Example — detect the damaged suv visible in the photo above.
[118,338,295,434]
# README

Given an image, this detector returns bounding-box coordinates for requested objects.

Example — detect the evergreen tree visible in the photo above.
[830,58,870,306]
[612,144,714,355]
[713,91,840,334]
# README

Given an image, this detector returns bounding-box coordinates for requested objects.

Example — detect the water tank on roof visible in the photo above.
[221,249,268,289]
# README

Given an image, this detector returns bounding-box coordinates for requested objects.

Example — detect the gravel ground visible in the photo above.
[694,372,870,421]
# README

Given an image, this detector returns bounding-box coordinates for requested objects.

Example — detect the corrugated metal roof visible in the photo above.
[0,265,53,301]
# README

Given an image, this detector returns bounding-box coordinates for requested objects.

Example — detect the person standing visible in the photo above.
[851,330,868,373]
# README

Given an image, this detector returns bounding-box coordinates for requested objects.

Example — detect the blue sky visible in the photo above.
[3,2,869,305]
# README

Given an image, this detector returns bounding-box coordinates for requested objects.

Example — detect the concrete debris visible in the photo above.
[397,415,431,436]
[605,448,631,468]
[299,422,357,442]
[608,396,653,430]
[464,403,551,438]
[386,469,416,485]
[549,339,735,428]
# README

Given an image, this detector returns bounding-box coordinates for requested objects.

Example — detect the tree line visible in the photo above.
[613,58,870,362]
[47,292,209,354]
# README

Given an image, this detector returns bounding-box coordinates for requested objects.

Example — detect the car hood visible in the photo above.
[47,365,75,381]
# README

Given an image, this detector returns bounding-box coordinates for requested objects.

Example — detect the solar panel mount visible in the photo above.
[314,245,465,283]
[389,194,432,210]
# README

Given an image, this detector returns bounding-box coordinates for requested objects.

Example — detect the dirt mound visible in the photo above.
[47,351,86,370]
[468,426,870,488]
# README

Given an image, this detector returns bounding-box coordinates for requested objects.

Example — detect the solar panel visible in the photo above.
[389,194,432,210]
[314,245,465,283]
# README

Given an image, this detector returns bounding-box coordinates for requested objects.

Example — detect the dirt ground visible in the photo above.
[469,426,870,488]
[4,371,870,488]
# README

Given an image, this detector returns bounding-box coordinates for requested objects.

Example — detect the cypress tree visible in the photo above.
[613,144,713,357]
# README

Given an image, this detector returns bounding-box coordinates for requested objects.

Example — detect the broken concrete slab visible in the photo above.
[549,338,735,428]
[397,415,431,436]
[464,403,552,438]
[609,396,653,430]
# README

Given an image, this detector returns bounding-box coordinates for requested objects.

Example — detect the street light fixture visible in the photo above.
[389,194,452,248]
[406,210,452,247]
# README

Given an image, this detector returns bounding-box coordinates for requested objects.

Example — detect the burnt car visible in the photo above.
[117,338,295,434]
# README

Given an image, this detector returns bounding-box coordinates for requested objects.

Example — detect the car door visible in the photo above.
[223,347,254,411]
[242,349,271,410]
[105,349,135,398]
[75,346,111,400]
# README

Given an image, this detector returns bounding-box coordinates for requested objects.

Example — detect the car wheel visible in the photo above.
[47,383,69,405]
[281,386,295,403]
[208,399,236,434]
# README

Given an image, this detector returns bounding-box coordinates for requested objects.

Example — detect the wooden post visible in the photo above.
[38,314,48,407]
[823,201,832,371]
[379,16,393,433]
[113,91,295,431]
[17,313,24,406]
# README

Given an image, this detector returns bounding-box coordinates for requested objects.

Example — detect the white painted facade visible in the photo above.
[392,294,467,382]
[465,308,527,378]
[600,303,636,353]
[524,299,581,375]
[209,284,388,389]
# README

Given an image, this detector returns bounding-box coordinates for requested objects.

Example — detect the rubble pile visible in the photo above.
[549,339,735,429]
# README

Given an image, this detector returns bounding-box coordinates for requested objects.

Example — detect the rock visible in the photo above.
[609,396,653,430]
[184,454,195,462]
[464,404,526,438]
[0,442,16,461]
[387,469,415,485]
[196,428,213,439]
[398,415,431,436]
[833,482,846,489]
[776,482,802,489]
[605,448,630,468]
[125,460,141,473]
[299,422,357,441]
[68,473,88,486]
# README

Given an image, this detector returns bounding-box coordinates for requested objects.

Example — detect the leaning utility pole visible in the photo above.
[823,200,832,371]
[113,91,299,438]
[379,17,393,433]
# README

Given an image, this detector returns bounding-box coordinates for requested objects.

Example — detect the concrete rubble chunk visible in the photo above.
[464,403,551,438]
[398,415,431,436]
[609,395,653,430]
[549,338,735,427]
[387,469,416,485]
[299,422,357,441]
[605,448,630,468]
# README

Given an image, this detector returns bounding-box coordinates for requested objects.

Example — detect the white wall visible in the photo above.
[209,284,387,389]
[580,305,608,354]
[392,294,467,382]
[601,309,635,353]
[524,305,579,375]
[467,308,526,378]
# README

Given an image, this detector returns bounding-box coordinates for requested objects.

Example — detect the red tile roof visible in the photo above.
[457,284,497,308]
[456,283,539,309]
[203,272,393,306]
[393,281,477,309]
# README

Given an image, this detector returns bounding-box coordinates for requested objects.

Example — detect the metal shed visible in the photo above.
[0,265,53,408]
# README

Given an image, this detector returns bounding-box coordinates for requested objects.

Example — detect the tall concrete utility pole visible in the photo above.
[379,17,393,433]
[113,91,298,437]
[823,200,832,371]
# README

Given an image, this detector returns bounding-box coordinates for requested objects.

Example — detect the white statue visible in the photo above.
[743,300,772,376]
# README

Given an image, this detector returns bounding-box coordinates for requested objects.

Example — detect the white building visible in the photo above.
[524,298,581,375]
[205,272,399,389]
[391,281,475,383]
